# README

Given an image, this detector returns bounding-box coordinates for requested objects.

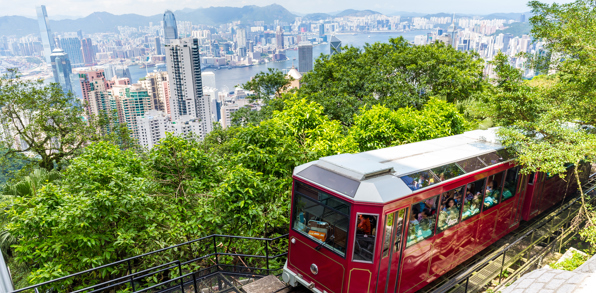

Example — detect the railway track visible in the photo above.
[420,172,596,293]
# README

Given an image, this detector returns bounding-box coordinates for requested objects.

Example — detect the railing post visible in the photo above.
[127,259,135,292]
[464,276,469,293]
[192,272,198,293]
[265,239,270,273]
[499,250,506,284]
[213,236,219,269]
[178,261,184,292]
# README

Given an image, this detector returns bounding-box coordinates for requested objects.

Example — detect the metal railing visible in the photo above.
[12,233,289,293]
[431,173,596,293]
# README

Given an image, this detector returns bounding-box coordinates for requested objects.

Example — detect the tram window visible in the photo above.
[496,149,514,161]
[437,185,464,232]
[431,163,465,182]
[393,210,406,253]
[502,167,520,201]
[293,181,351,257]
[406,195,439,247]
[462,179,485,220]
[382,213,395,258]
[478,152,503,166]
[456,157,487,173]
[353,214,379,263]
[528,172,536,184]
[400,171,438,191]
[483,172,505,211]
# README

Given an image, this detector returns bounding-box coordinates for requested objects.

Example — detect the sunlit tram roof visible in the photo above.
[294,128,509,204]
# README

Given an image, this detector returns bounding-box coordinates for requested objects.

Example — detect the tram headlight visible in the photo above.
[310,263,318,275]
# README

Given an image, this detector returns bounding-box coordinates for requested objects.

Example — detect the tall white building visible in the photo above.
[136,110,204,149]
[165,37,212,138]
[201,72,216,90]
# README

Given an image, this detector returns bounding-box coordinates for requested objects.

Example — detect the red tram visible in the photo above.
[281,128,590,293]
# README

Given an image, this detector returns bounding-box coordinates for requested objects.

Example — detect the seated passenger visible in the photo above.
[465,187,474,201]
[357,215,372,236]
[502,187,513,200]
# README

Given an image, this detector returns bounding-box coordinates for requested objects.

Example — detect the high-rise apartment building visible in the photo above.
[163,10,178,44]
[36,5,55,63]
[330,36,342,56]
[236,28,247,48]
[165,38,212,137]
[298,42,314,73]
[79,69,113,117]
[136,110,170,149]
[81,38,95,66]
[58,38,84,67]
[111,84,152,139]
[139,71,170,113]
[318,24,325,36]
[276,27,284,50]
[155,37,162,55]
[201,72,216,90]
[50,48,73,95]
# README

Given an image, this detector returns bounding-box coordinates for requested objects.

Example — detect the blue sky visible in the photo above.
[0,0,578,18]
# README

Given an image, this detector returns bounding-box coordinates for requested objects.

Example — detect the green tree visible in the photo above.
[298,37,485,125]
[4,142,158,288]
[0,71,109,171]
[232,68,293,125]
[350,98,469,151]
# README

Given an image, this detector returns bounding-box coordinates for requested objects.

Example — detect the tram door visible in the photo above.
[376,208,407,293]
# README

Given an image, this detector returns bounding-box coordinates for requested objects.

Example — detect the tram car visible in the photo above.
[281,128,590,293]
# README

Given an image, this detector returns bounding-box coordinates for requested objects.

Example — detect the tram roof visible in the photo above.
[293,128,510,204]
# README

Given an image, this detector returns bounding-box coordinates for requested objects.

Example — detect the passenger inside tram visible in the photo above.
[462,179,485,220]
[407,196,439,246]
[484,173,504,209]
[354,214,378,262]
[437,186,464,231]
[502,167,519,201]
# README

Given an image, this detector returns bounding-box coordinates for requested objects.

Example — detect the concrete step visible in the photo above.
[242,275,292,293]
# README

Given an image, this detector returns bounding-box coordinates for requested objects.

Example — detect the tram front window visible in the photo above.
[293,181,351,257]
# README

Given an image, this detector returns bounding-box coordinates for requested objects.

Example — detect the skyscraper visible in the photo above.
[59,38,84,67]
[77,30,83,40]
[298,42,313,73]
[330,36,342,56]
[165,38,212,137]
[81,38,95,66]
[318,24,325,37]
[155,37,162,55]
[36,5,55,63]
[163,10,178,44]
[276,27,284,50]
[236,28,247,48]
[50,48,72,95]
[503,33,513,54]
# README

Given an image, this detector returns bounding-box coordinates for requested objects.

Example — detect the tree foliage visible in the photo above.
[297,37,485,125]
[0,70,122,171]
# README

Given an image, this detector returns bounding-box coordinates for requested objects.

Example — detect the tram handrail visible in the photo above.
[432,172,596,293]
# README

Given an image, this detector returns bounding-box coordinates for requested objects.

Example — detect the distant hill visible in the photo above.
[0,16,39,37]
[492,22,532,37]
[386,11,427,17]
[0,4,296,37]
[336,9,381,17]
[483,12,525,21]
[302,13,332,21]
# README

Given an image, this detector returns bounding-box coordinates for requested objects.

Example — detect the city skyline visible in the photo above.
[0,0,577,18]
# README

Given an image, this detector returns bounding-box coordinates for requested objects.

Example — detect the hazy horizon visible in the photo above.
[0,0,577,19]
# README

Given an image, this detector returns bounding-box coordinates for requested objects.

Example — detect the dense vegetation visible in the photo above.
[2,0,596,290]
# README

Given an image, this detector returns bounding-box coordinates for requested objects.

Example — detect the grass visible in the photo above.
[550,251,589,271]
